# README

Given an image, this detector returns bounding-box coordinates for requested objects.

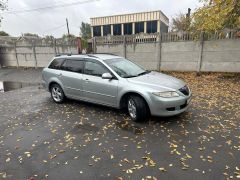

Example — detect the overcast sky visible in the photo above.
[1,0,201,38]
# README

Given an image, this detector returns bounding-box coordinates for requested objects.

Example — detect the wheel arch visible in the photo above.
[119,91,150,111]
[48,80,64,92]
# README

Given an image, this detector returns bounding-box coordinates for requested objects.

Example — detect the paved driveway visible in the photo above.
[0,68,239,180]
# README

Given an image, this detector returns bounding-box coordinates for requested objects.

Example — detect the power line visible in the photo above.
[9,13,66,36]
[42,24,66,34]
[3,0,99,14]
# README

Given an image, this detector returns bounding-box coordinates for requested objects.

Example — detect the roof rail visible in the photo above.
[55,53,72,57]
[55,53,118,58]
[55,53,83,57]
[86,53,118,58]
[91,53,118,56]
[87,54,98,58]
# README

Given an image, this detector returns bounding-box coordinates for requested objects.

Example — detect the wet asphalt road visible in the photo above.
[0,68,240,180]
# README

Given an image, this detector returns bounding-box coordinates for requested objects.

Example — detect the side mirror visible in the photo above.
[102,73,113,79]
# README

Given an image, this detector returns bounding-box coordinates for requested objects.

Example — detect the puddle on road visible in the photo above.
[0,81,42,93]
[116,120,144,135]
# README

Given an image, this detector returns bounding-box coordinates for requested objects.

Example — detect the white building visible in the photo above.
[90,10,169,37]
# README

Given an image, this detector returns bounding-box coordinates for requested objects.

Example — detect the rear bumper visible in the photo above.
[149,93,192,117]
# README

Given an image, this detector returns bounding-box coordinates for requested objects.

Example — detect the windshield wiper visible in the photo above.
[124,75,138,78]
[137,70,151,76]
[124,71,151,78]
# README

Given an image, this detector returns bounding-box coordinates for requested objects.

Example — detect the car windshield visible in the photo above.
[104,58,150,78]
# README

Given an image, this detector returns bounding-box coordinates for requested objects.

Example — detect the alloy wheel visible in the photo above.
[52,86,62,102]
[128,98,137,119]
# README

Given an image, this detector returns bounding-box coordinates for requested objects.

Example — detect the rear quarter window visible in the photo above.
[48,58,64,69]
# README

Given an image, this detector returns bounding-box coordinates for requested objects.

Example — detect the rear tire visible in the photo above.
[50,84,65,103]
[127,95,149,122]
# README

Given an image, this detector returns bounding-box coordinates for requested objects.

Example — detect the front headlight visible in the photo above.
[152,91,180,98]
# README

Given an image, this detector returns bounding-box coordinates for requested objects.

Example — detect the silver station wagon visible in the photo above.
[42,54,192,121]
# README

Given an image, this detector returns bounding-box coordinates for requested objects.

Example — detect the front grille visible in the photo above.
[166,107,175,111]
[179,85,190,96]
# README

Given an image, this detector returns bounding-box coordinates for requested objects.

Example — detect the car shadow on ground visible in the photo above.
[150,112,189,123]
[50,96,189,128]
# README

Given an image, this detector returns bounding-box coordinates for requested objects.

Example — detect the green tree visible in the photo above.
[79,22,91,49]
[171,13,192,32]
[0,31,9,36]
[23,33,40,37]
[44,35,55,40]
[193,0,240,31]
[80,22,91,40]
[62,33,76,39]
[45,35,54,38]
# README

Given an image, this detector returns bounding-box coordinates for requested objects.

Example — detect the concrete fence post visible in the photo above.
[32,43,37,69]
[54,39,57,55]
[158,33,162,71]
[14,42,19,68]
[123,36,127,58]
[197,31,204,75]
[77,37,82,54]
[92,37,96,53]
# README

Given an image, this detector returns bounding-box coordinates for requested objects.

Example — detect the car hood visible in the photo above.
[126,71,185,91]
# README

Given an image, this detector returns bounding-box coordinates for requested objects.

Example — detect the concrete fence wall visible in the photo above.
[160,41,199,71]
[0,38,78,68]
[95,38,240,72]
[201,40,240,72]
[1,35,240,72]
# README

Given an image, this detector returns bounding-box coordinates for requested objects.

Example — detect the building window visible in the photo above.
[147,21,157,33]
[124,23,132,35]
[93,26,101,37]
[103,25,111,36]
[160,21,169,33]
[135,22,144,34]
[113,24,121,35]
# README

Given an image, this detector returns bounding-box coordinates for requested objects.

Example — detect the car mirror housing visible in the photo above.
[102,73,113,79]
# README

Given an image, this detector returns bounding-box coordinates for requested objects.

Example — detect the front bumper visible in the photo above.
[149,93,192,117]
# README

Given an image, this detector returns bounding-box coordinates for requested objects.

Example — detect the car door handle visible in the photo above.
[58,73,62,77]
[85,79,90,82]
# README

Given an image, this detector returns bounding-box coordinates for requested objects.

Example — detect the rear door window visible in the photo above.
[62,59,84,73]
[48,58,64,69]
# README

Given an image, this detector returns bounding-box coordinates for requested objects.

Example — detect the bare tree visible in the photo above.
[171,12,192,32]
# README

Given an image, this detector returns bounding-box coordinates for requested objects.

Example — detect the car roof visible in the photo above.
[55,54,122,61]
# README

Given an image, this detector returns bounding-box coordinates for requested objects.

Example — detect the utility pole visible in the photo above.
[66,18,70,45]
[186,8,191,19]
[66,18,72,53]
[186,8,191,25]
[66,18,70,36]
[79,26,82,37]
[186,8,191,32]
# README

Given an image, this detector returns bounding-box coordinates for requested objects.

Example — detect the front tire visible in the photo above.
[127,95,149,122]
[50,84,65,103]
